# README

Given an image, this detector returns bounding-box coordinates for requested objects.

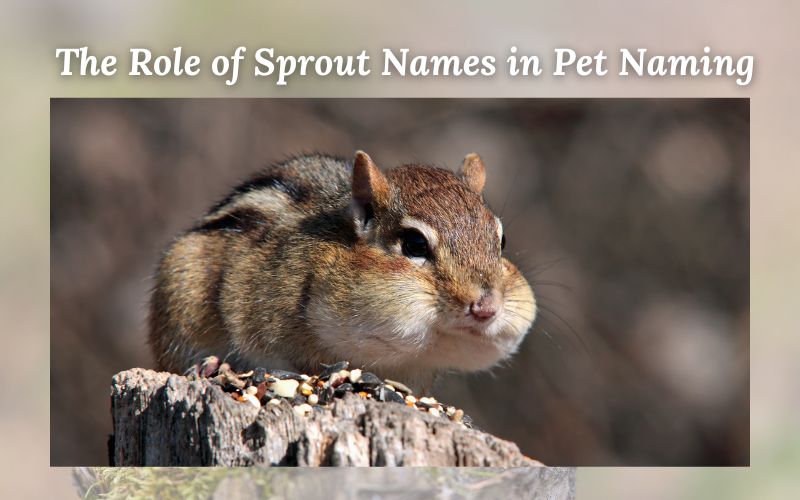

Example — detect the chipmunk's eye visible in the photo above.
[501,234,506,251]
[400,229,430,259]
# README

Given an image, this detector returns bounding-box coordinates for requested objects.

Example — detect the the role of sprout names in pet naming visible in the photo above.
[55,46,755,87]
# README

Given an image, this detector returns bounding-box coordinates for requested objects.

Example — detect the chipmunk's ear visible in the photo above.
[352,151,389,234]
[459,153,486,193]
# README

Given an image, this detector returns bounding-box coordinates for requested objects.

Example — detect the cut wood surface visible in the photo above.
[110,368,544,467]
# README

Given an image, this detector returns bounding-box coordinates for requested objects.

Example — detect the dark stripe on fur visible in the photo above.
[192,208,266,233]
[210,173,311,213]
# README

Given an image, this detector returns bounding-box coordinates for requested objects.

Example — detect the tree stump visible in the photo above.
[109,368,546,468]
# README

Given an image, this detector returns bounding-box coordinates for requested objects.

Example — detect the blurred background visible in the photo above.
[50,98,748,466]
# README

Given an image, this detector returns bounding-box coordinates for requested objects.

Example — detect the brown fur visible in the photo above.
[149,153,536,387]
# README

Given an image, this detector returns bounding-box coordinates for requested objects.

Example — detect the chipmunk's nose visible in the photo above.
[469,290,501,322]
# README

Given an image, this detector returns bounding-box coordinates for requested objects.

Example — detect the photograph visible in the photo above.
[50,98,749,467]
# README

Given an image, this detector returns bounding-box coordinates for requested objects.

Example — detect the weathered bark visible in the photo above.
[110,368,544,467]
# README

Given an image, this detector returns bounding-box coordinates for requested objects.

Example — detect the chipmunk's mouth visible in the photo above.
[446,314,499,337]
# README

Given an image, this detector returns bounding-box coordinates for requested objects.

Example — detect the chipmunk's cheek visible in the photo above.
[306,269,439,365]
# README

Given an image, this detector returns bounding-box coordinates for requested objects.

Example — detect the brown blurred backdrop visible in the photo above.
[50,98,748,466]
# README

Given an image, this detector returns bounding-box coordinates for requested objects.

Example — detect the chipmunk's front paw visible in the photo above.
[185,356,254,391]
[184,355,222,379]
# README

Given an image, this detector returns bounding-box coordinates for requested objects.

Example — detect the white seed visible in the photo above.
[307,393,319,405]
[419,397,437,405]
[348,369,362,383]
[293,403,312,417]
[300,374,310,381]
[240,393,261,408]
[338,369,350,380]
[268,398,282,406]
[245,386,258,396]
[446,406,456,417]
[428,408,440,417]
[270,379,300,398]
[384,384,396,392]
[405,395,417,404]
[300,382,314,396]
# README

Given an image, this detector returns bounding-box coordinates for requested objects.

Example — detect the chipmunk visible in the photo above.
[149,151,536,389]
